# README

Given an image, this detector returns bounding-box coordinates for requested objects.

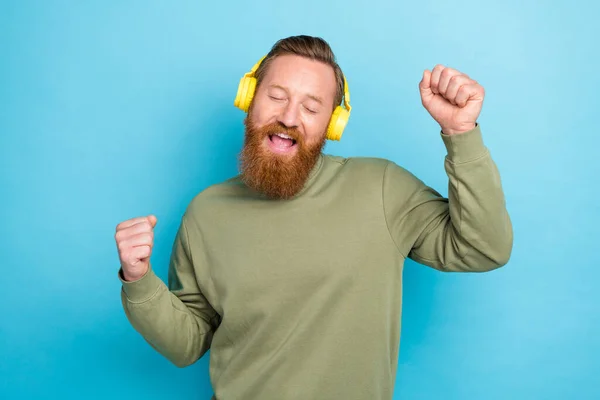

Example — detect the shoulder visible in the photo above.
[324,154,426,193]
[324,154,389,173]
[183,174,247,219]
[323,154,416,181]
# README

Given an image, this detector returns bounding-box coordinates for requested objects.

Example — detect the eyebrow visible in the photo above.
[269,84,324,105]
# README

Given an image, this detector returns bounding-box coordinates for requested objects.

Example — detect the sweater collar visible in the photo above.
[295,153,324,197]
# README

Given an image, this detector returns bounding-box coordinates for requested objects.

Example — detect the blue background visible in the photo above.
[1,1,598,399]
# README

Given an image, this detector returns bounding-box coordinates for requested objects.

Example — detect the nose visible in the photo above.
[277,101,300,129]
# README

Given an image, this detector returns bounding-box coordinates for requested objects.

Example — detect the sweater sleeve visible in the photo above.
[119,215,220,367]
[382,124,513,272]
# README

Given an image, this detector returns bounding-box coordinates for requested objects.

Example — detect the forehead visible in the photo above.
[262,54,337,100]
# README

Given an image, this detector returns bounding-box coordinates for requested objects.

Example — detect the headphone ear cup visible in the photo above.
[234,76,257,112]
[326,106,349,141]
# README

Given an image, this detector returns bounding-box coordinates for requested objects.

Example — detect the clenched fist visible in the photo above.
[115,215,157,281]
[419,65,485,135]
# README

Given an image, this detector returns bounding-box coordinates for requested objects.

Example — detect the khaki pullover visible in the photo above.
[120,125,513,399]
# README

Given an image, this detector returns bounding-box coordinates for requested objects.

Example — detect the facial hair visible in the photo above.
[238,115,326,200]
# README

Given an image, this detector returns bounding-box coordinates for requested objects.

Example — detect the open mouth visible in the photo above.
[268,133,297,151]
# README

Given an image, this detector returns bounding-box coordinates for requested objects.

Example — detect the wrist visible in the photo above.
[120,267,147,282]
[119,266,162,303]
[440,123,486,164]
[441,122,476,136]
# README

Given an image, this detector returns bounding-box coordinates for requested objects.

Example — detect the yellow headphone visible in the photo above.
[234,55,352,141]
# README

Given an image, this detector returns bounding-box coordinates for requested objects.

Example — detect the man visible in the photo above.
[115,35,513,399]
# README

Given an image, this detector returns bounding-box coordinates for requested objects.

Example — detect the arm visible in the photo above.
[119,216,220,367]
[383,124,513,272]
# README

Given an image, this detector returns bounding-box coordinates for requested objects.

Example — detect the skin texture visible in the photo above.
[248,54,338,154]
[419,64,484,135]
[115,215,157,282]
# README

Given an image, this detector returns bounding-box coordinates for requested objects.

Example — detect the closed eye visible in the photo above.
[269,95,285,101]
[304,105,318,114]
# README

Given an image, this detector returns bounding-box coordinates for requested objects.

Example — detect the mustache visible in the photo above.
[245,120,305,146]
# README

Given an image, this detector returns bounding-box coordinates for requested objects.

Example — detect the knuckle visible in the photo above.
[117,240,127,252]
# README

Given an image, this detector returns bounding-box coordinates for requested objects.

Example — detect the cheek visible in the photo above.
[305,117,330,143]
[250,99,277,125]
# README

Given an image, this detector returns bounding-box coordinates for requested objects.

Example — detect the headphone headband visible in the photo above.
[342,76,351,113]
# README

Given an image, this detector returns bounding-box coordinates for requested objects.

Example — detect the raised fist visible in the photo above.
[419,65,484,135]
[115,215,157,281]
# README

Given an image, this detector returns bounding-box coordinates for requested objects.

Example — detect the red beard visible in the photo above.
[239,116,326,200]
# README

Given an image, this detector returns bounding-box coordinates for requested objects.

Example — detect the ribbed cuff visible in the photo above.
[440,124,487,164]
[118,266,162,303]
